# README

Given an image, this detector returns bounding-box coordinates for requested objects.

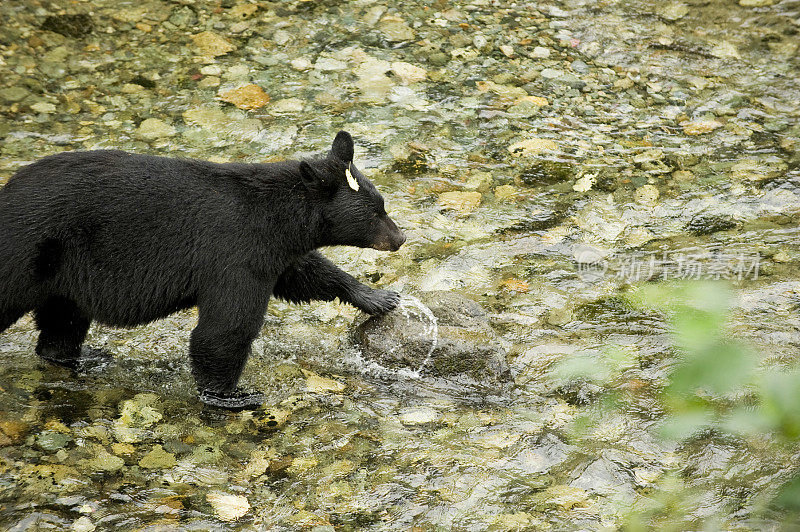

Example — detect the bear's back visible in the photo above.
[0,151,279,326]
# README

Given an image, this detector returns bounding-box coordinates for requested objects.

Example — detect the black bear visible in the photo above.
[0,131,405,409]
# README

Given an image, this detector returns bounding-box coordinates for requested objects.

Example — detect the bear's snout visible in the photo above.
[372,216,406,251]
[386,231,406,251]
[372,232,405,251]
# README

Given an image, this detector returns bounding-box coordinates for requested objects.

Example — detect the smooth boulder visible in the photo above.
[353,292,511,383]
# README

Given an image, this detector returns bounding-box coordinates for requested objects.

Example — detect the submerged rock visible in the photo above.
[139,444,177,469]
[378,15,415,41]
[113,393,163,443]
[218,84,270,110]
[136,118,176,140]
[80,447,124,474]
[71,516,96,532]
[687,214,738,235]
[36,431,71,452]
[659,2,689,21]
[399,406,441,425]
[352,293,511,383]
[683,119,723,135]
[438,191,482,215]
[41,14,93,38]
[207,491,250,521]
[192,31,236,57]
[389,141,430,173]
[391,62,427,84]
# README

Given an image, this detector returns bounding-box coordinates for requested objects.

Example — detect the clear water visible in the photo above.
[0,0,799,529]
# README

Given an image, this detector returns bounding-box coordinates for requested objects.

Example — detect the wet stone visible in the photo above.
[169,6,197,28]
[508,138,559,158]
[138,444,177,469]
[207,491,250,522]
[36,431,71,452]
[41,14,93,38]
[218,84,270,110]
[81,448,125,474]
[192,31,236,57]
[0,86,29,104]
[686,214,738,235]
[378,15,415,41]
[71,516,96,532]
[438,191,482,215]
[136,118,176,140]
[353,292,511,383]
[389,141,430,173]
[660,2,689,21]
[516,160,576,186]
[399,407,441,425]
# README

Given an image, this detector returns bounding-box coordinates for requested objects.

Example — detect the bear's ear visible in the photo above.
[329,131,354,163]
[300,161,322,190]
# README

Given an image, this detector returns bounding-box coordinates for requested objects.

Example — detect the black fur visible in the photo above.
[0,131,405,408]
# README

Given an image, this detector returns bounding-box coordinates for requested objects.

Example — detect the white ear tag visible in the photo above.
[345,163,359,191]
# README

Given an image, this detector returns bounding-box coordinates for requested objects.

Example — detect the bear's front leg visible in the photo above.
[189,281,270,410]
[273,250,400,315]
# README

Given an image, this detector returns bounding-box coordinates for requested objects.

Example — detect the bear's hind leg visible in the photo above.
[189,283,269,410]
[34,297,90,369]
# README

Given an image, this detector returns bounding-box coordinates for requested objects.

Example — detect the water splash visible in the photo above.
[396,295,438,375]
[344,294,438,381]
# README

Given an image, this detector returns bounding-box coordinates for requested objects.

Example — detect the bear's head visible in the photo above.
[300,131,406,252]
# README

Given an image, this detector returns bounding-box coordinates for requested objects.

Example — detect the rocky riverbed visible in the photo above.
[1,0,799,529]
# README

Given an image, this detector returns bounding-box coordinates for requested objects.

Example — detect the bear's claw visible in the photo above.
[357,288,401,315]
[199,388,265,411]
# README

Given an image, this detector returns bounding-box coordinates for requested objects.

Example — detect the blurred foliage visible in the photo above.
[552,281,800,528]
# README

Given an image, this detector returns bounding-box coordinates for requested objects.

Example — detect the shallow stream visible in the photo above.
[1,0,799,529]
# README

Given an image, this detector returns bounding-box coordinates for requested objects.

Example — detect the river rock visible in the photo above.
[391,62,427,84]
[352,292,511,382]
[508,138,558,157]
[0,87,29,104]
[218,84,270,110]
[207,491,250,521]
[532,46,550,58]
[683,119,722,135]
[399,406,441,425]
[353,56,394,104]
[36,430,71,452]
[659,2,689,21]
[81,447,124,473]
[192,31,235,57]
[31,101,57,114]
[686,214,737,235]
[136,118,176,140]
[378,15,415,41]
[139,444,177,469]
[41,14,93,38]
[72,516,96,532]
[438,191,482,215]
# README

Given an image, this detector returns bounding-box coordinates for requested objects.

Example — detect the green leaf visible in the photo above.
[658,410,714,441]
[719,406,772,436]
[665,342,755,398]
[551,352,612,383]
[774,472,800,511]
[759,370,800,440]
